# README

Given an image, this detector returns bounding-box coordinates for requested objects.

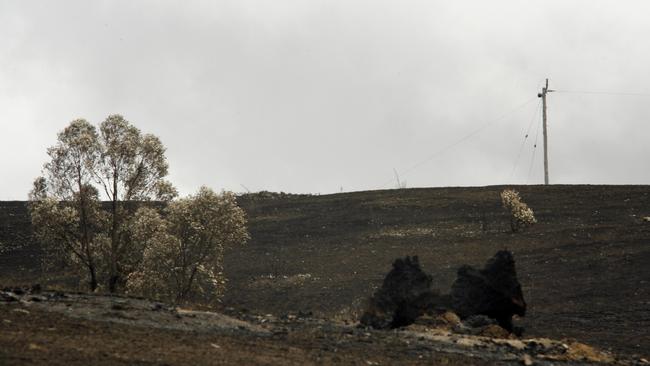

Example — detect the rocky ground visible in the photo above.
[1,288,644,366]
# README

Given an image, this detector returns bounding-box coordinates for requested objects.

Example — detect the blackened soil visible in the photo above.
[225,185,650,357]
[2,185,650,358]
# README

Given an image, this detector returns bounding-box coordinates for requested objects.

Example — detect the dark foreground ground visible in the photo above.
[0,289,636,365]
[1,185,649,363]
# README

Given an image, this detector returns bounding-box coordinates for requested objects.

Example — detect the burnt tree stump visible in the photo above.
[450,250,526,332]
[360,256,439,329]
[360,251,526,334]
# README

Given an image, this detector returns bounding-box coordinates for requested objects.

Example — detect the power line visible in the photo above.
[555,89,650,97]
[509,98,542,181]
[379,84,648,189]
[526,116,542,184]
[380,96,538,188]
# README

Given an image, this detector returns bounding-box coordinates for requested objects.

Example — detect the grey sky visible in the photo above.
[2,1,649,199]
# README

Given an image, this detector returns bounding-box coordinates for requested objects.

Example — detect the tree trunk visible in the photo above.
[109,172,119,293]
[179,265,199,303]
[77,173,96,292]
[88,264,98,292]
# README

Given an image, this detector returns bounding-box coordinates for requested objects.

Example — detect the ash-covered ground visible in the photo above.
[1,185,649,364]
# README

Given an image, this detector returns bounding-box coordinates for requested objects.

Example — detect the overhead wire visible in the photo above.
[380,96,538,188]
[519,86,650,184]
[554,89,650,97]
[380,85,650,189]
[526,112,543,184]
[519,86,650,183]
[509,98,542,182]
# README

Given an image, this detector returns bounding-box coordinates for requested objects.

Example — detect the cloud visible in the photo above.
[1,1,649,199]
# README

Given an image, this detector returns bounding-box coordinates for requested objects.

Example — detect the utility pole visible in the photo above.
[538,79,554,185]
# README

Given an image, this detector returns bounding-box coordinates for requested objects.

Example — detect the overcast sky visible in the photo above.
[2,1,650,199]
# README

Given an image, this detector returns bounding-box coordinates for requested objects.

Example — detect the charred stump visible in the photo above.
[360,256,440,329]
[450,250,526,332]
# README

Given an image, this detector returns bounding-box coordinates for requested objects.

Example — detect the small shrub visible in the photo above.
[500,189,536,232]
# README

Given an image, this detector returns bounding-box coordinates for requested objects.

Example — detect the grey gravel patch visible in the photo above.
[1,290,268,335]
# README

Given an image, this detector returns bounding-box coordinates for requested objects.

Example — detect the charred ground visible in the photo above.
[1,185,649,358]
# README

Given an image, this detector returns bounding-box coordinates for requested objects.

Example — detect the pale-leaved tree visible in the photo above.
[95,115,176,292]
[126,187,249,304]
[29,116,176,292]
[28,120,107,290]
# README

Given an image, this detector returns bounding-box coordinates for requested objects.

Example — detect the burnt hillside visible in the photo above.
[1,185,649,356]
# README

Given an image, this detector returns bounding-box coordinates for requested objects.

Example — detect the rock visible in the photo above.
[521,354,534,365]
[477,324,511,338]
[525,338,560,354]
[414,311,462,330]
[0,292,19,302]
[455,337,483,347]
[565,342,614,363]
[404,323,434,333]
[360,256,441,329]
[450,250,526,332]
[497,339,527,351]
[440,311,461,326]
[452,317,510,338]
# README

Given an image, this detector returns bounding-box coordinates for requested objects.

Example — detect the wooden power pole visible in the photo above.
[538,79,554,185]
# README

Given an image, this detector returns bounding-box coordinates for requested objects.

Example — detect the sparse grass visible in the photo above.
[369,227,436,238]
[248,273,318,290]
